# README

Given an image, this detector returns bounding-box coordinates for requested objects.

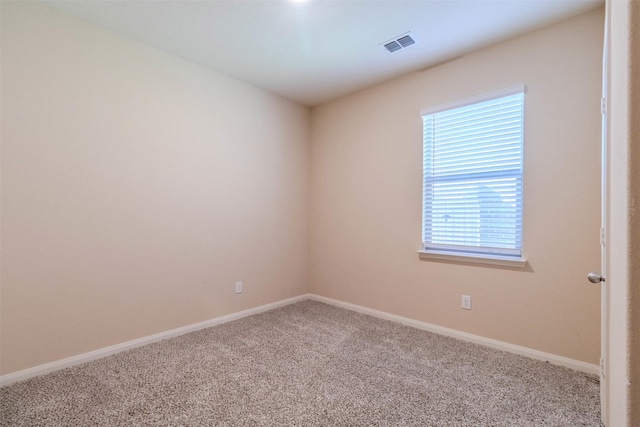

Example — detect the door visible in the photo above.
[586,7,610,423]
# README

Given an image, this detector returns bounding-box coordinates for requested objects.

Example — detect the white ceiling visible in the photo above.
[45,0,603,107]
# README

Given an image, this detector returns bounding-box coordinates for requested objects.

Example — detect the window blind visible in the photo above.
[422,91,524,257]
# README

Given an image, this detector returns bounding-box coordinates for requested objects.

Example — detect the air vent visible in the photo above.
[383,41,402,53]
[381,32,416,53]
[397,35,415,48]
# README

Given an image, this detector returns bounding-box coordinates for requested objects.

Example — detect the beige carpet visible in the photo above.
[0,300,601,426]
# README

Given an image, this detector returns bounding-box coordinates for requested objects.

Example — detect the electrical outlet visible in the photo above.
[235,281,243,294]
[461,295,471,310]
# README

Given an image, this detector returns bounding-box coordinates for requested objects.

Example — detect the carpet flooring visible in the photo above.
[1,300,601,426]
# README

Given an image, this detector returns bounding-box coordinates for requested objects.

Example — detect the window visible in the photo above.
[420,86,525,266]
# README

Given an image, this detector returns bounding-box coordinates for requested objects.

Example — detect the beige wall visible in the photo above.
[0,2,309,375]
[310,9,604,364]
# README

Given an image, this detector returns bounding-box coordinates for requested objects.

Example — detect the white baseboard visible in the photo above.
[308,294,600,376]
[0,294,308,387]
[1,292,599,387]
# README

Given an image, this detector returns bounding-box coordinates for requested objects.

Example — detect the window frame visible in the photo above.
[417,86,527,268]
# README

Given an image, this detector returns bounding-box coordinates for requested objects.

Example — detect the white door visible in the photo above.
[586,7,610,423]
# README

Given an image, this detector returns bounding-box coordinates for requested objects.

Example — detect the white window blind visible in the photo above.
[421,89,524,258]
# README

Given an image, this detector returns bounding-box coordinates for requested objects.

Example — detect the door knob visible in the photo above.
[587,272,605,283]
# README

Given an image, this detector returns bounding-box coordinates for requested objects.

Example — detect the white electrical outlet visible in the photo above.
[461,295,471,310]
[235,281,243,294]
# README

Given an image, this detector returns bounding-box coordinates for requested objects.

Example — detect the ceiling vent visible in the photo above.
[381,32,416,53]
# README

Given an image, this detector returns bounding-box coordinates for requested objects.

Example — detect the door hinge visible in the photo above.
[600,357,606,379]
[600,228,606,246]
[601,97,607,116]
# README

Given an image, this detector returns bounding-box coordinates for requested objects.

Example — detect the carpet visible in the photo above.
[0,300,601,426]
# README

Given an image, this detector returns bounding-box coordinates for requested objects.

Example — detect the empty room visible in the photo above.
[1,0,638,426]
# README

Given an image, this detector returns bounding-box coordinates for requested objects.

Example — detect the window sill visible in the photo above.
[417,250,527,268]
